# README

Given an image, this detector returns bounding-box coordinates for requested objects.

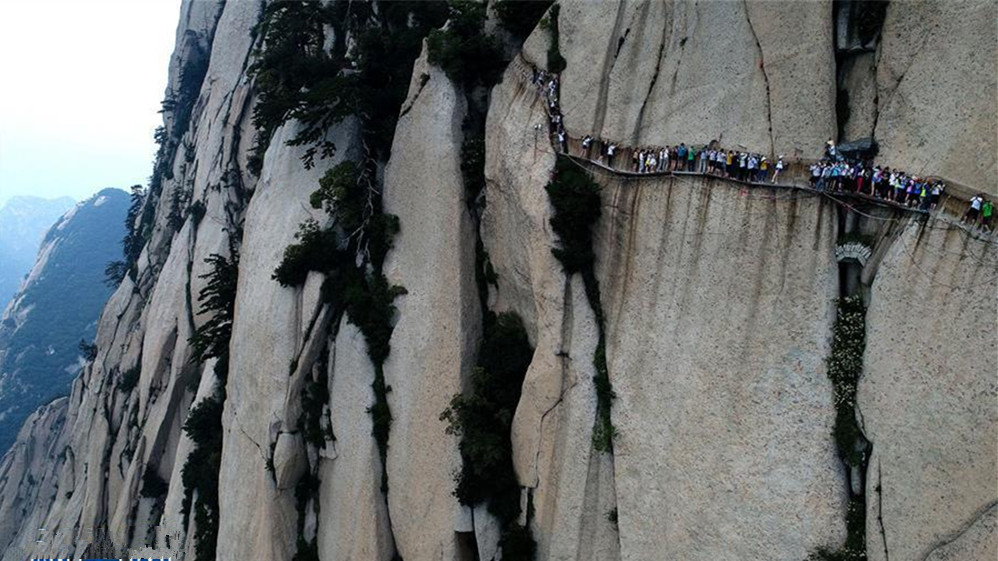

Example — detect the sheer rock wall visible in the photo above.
[872,0,997,194]
[860,222,998,561]
[0,1,994,560]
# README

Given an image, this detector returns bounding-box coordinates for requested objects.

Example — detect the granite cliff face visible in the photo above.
[0,2,994,561]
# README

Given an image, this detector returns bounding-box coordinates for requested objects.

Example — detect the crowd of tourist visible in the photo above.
[806,141,944,211]
[529,64,992,230]
[814,141,992,229]
[808,160,943,211]
[584,140,788,185]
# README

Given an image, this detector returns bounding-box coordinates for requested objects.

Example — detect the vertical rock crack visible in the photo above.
[876,457,889,561]
[632,25,668,144]
[743,0,776,156]
[592,1,630,135]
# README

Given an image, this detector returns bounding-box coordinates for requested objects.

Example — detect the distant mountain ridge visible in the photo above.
[0,195,75,310]
[0,188,129,454]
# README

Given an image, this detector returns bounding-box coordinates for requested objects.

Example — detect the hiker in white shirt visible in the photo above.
[929,182,944,211]
[962,194,984,224]
[809,163,821,188]
[772,156,785,183]
[712,150,724,175]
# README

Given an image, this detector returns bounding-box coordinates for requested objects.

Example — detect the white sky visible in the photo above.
[0,0,182,205]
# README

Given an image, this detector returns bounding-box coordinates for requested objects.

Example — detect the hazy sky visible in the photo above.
[0,0,182,205]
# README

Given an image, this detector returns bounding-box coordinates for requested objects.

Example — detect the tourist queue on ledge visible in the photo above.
[532,67,994,232]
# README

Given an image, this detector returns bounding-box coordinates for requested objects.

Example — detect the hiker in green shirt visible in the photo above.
[980,199,994,231]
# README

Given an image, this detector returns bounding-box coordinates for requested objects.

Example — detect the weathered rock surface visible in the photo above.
[595,176,845,560]
[873,0,997,193]
[484,58,621,560]
[0,398,68,557]
[526,0,836,159]
[381,51,479,560]
[487,53,848,558]
[492,31,855,559]
[860,221,998,561]
[528,276,620,561]
[217,114,360,561]
[925,504,998,561]
[839,51,878,142]
[482,58,560,342]
[318,318,394,561]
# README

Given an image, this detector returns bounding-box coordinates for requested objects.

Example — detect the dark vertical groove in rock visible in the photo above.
[614,28,630,59]
[870,39,884,139]
[835,0,889,141]
[632,24,668,145]
[876,456,890,561]
[743,0,775,156]
[183,229,198,351]
[824,206,875,560]
[592,1,629,136]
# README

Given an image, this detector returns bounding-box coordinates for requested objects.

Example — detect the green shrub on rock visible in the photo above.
[426,1,505,86]
[806,497,867,560]
[78,340,98,362]
[140,465,168,499]
[309,162,362,229]
[117,367,140,393]
[248,1,347,172]
[181,243,239,561]
[498,522,537,560]
[545,158,602,274]
[494,0,554,39]
[545,3,566,72]
[827,295,867,466]
[180,394,224,561]
[441,312,534,526]
[272,220,344,288]
[806,297,870,561]
[190,249,240,371]
[545,156,617,453]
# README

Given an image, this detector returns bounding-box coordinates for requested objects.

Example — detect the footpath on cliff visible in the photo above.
[513,54,995,247]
